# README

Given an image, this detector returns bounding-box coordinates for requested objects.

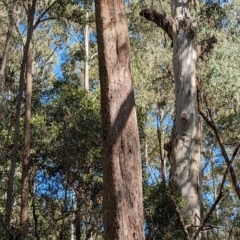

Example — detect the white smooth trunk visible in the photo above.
[84,16,90,91]
[171,15,202,229]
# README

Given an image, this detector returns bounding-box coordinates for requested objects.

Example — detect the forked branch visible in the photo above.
[167,193,191,240]
[140,8,217,60]
[199,99,240,200]
[192,162,230,239]
[139,9,172,40]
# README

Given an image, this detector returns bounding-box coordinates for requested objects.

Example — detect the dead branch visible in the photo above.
[167,193,191,240]
[139,8,172,40]
[192,158,233,239]
[198,99,240,201]
[195,36,217,59]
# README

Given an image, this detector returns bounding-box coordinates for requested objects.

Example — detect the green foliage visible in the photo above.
[0,0,240,239]
[30,83,103,239]
[144,183,185,240]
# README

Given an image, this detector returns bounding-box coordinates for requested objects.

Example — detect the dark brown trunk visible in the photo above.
[0,0,18,91]
[5,0,36,230]
[31,183,40,240]
[95,0,145,239]
[75,217,81,240]
[75,198,82,240]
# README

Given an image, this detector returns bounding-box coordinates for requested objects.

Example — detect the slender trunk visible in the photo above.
[5,0,36,230]
[71,191,75,240]
[60,178,69,240]
[30,173,40,240]
[157,106,166,184]
[84,14,90,91]
[75,212,81,240]
[75,220,81,240]
[75,191,82,240]
[95,0,145,239]
[170,1,202,232]
[20,37,33,235]
[71,215,74,240]
[0,0,18,91]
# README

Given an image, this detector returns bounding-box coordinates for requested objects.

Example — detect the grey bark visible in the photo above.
[170,2,202,228]
[140,5,202,230]
[170,22,202,226]
[140,1,216,237]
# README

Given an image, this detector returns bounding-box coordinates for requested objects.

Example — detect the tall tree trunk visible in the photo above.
[140,3,216,237]
[95,0,145,239]
[0,0,18,91]
[84,12,90,91]
[20,37,33,235]
[170,1,202,230]
[170,19,202,229]
[170,0,202,231]
[5,0,36,231]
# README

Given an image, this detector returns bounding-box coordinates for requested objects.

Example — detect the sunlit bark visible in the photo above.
[95,0,145,239]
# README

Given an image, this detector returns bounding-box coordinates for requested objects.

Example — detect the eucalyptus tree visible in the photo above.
[95,0,145,238]
[140,1,217,238]
[0,0,18,92]
[138,0,240,238]
[4,0,86,234]
[5,0,37,231]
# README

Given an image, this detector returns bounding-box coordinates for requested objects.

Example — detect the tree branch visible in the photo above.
[36,17,60,25]
[195,36,217,59]
[198,100,240,200]
[139,8,172,40]
[167,193,191,240]
[192,161,230,239]
[33,1,58,29]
